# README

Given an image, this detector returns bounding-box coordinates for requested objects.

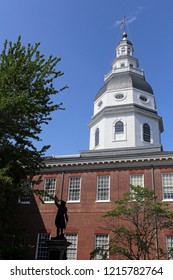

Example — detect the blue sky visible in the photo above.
[1,0,173,155]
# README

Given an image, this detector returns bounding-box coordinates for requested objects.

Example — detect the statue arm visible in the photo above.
[54,195,59,208]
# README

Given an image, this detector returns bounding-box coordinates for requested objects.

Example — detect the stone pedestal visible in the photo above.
[47,238,71,260]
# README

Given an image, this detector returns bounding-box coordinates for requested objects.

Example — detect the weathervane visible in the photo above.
[120,16,126,32]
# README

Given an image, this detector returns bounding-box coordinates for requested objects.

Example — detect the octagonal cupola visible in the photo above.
[116,32,134,57]
[106,32,139,82]
[88,32,163,151]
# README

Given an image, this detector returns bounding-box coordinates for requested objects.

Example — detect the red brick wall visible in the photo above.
[20,166,173,259]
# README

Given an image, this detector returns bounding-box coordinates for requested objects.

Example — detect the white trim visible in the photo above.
[95,200,110,203]
[67,200,80,204]
[42,201,55,204]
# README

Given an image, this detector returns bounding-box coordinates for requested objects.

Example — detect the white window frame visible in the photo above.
[94,234,109,260]
[96,176,110,202]
[65,234,78,260]
[43,178,56,203]
[67,177,81,202]
[35,233,51,260]
[162,173,173,201]
[130,174,144,188]
[166,236,173,259]
[113,119,126,142]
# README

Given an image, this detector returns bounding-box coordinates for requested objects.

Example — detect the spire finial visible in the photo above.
[122,31,127,40]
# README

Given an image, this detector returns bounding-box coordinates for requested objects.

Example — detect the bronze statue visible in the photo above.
[55,196,68,238]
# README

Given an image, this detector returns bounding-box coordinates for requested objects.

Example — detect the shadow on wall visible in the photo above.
[12,194,47,260]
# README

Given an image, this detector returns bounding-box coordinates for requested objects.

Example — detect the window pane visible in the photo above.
[68,177,81,201]
[162,173,173,200]
[130,174,144,187]
[143,123,150,142]
[43,178,56,202]
[35,233,50,260]
[95,234,109,260]
[95,128,99,146]
[115,121,124,133]
[65,234,78,260]
[97,176,110,201]
[166,236,173,259]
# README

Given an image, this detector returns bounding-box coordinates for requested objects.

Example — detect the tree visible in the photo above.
[0,36,66,258]
[102,186,173,260]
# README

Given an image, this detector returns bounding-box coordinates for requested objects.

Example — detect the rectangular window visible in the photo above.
[94,234,109,260]
[65,234,78,260]
[35,233,50,260]
[18,179,32,204]
[68,177,81,202]
[43,178,56,202]
[166,236,173,259]
[96,176,110,201]
[130,174,144,188]
[162,173,173,200]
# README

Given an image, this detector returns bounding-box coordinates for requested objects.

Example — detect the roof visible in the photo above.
[95,72,154,101]
[42,146,173,172]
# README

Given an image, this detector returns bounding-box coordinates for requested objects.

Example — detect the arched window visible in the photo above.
[143,123,151,142]
[115,121,124,133]
[95,128,99,146]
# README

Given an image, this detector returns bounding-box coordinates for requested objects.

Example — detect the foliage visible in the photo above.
[101,186,173,260]
[0,36,66,183]
[90,247,109,260]
[0,36,66,258]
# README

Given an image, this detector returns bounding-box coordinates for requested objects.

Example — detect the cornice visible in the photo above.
[88,104,159,128]
[42,148,173,173]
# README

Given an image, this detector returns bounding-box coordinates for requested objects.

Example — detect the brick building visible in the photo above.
[19,32,173,260]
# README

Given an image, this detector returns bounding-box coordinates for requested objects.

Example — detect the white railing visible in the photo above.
[104,66,144,82]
